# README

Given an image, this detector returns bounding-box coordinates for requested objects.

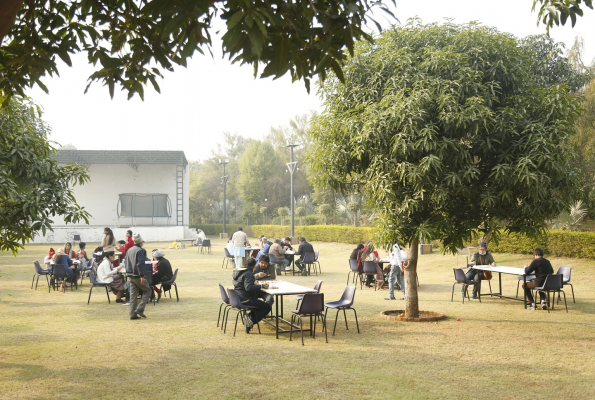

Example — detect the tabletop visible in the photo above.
[471,265,526,275]
[260,280,318,296]
[284,250,295,255]
[378,257,390,263]
[245,247,261,251]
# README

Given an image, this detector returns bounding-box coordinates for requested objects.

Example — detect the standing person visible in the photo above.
[101,227,117,252]
[294,237,314,276]
[63,242,76,259]
[231,227,249,269]
[269,239,289,275]
[96,251,126,303]
[523,248,554,310]
[151,250,173,301]
[125,233,151,320]
[232,258,271,333]
[386,242,406,300]
[464,242,496,299]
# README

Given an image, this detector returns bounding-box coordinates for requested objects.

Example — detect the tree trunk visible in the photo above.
[0,0,23,45]
[405,239,420,318]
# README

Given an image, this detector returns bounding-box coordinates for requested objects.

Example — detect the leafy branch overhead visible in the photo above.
[533,0,594,32]
[0,0,395,105]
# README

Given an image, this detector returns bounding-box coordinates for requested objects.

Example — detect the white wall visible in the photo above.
[29,226,192,244]
[52,163,188,227]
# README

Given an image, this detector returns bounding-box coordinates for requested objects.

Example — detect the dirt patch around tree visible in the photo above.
[380,310,446,322]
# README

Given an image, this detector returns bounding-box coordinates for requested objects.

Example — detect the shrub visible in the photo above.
[194,224,254,238]
[251,225,375,244]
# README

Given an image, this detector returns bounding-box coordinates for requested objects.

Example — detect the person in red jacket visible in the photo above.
[123,230,135,253]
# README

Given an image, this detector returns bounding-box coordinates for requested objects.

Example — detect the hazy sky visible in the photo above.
[26,1,595,161]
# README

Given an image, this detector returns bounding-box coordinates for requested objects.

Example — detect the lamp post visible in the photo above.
[219,159,229,236]
[286,142,299,238]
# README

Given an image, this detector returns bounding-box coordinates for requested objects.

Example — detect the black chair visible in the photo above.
[362,261,378,290]
[313,251,321,275]
[51,264,77,293]
[516,274,536,298]
[347,259,363,288]
[158,269,179,302]
[268,253,282,274]
[290,293,328,346]
[535,274,567,313]
[300,252,317,276]
[87,270,111,304]
[73,234,81,244]
[557,266,575,303]
[31,261,51,292]
[222,248,234,269]
[226,289,261,336]
[200,239,211,254]
[451,268,481,303]
[296,280,323,309]
[217,284,231,329]
[324,286,360,336]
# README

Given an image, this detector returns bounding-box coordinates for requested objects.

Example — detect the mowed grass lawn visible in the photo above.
[1,238,594,399]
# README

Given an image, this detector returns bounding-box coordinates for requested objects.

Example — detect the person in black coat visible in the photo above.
[232,261,272,333]
[523,248,554,310]
[294,237,314,276]
[152,250,173,300]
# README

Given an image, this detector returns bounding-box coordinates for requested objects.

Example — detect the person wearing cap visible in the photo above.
[125,233,151,320]
[232,258,271,333]
[464,242,496,299]
[231,227,250,269]
[152,250,173,301]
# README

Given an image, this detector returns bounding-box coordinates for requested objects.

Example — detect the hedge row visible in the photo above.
[487,231,595,259]
[196,224,254,237]
[250,225,375,245]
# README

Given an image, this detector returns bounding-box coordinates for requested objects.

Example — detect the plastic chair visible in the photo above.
[222,248,234,269]
[362,261,378,291]
[158,269,179,302]
[200,239,211,254]
[557,266,575,303]
[516,274,536,298]
[296,280,323,309]
[451,268,481,303]
[535,274,567,313]
[290,293,327,345]
[226,289,261,336]
[87,270,111,304]
[324,286,360,336]
[300,252,317,276]
[313,251,321,275]
[32,261,51,292]
[217,284,231,329]
[79,258,95,286]
[51,264,76,293]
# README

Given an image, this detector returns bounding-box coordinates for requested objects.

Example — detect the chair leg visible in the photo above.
[174,283,179,302]
[323,313,328,343]
[343,309,349,330]
[300,316,304,346]
[217,303,224,327]
[290,314,294,342]
[332,309,340,336]
[233,311,241,337]
[105,286,111,304]
[569,283,575,303]
[351,308,360,333]
[347,271,351,285]
[31,274,37,289]
[516,280,520,298]
[88,286,93,304]
[562,290,568,313]
[223,308,231,333]
[35,275,41,290]
[451,283,456,302]
[45,275,50,293]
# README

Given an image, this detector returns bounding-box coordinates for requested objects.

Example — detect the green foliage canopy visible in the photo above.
[309,22,583,254]
[533,0,593,32]
[0,97,90,254]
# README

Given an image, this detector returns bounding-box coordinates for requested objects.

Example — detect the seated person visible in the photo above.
[269,239,290,274]
[232,258,272,333]
[350,244,364,260]
[152,250,173,301]
[360,242,384,290]
[249,257,275,306]
[255,236,273,262]
[523,248,554,310]
[63,242,76,259]
[282,237,294,266]
[44,248,56,269]
[464,242,496,299]
[52,248,75,289]
[295,237,314,276]
[77,242,89,265]
[93,246,104,264]
[113,240,127,267]
[97,251,126,303]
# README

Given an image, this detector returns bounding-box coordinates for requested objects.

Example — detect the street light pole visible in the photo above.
[286,142,299,238]
[219,159,229,237]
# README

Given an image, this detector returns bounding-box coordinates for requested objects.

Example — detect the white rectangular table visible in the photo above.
[470,265,529,308]
[260,280,318,339]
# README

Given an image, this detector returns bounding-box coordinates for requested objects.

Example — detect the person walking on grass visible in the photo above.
[125,233,151,320]
[386,242,406,301]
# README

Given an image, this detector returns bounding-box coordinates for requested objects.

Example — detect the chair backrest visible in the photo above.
[170,268,179,283]
[297,293,324,315]
[34,260,46,273]
[339,285,356,306]
[224,248,231,257]
[314,251,319,261]
[51,263,67,278]
[303,252,315,263]
[89,270,103,285]
[202,239,211,247]
[556,266,571,283]
[73,234,81,241]
[219,284,230,304]
[349,259,359,272]
[87,258,95,269]
[268,253,278,264]
[453,268,468,284]
[362,261,377,274]
[313,280,323,293]
[227,289,243,309]
[541,274,563,290]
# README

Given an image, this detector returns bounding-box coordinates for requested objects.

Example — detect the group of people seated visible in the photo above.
[350,240,407,300]
[227,228,315,276]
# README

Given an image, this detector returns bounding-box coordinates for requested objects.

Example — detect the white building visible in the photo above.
[32,150,195,244]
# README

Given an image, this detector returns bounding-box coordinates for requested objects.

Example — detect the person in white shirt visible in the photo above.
[385,242,406,300]
[231,227,250,269]
[97,251,126,303]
